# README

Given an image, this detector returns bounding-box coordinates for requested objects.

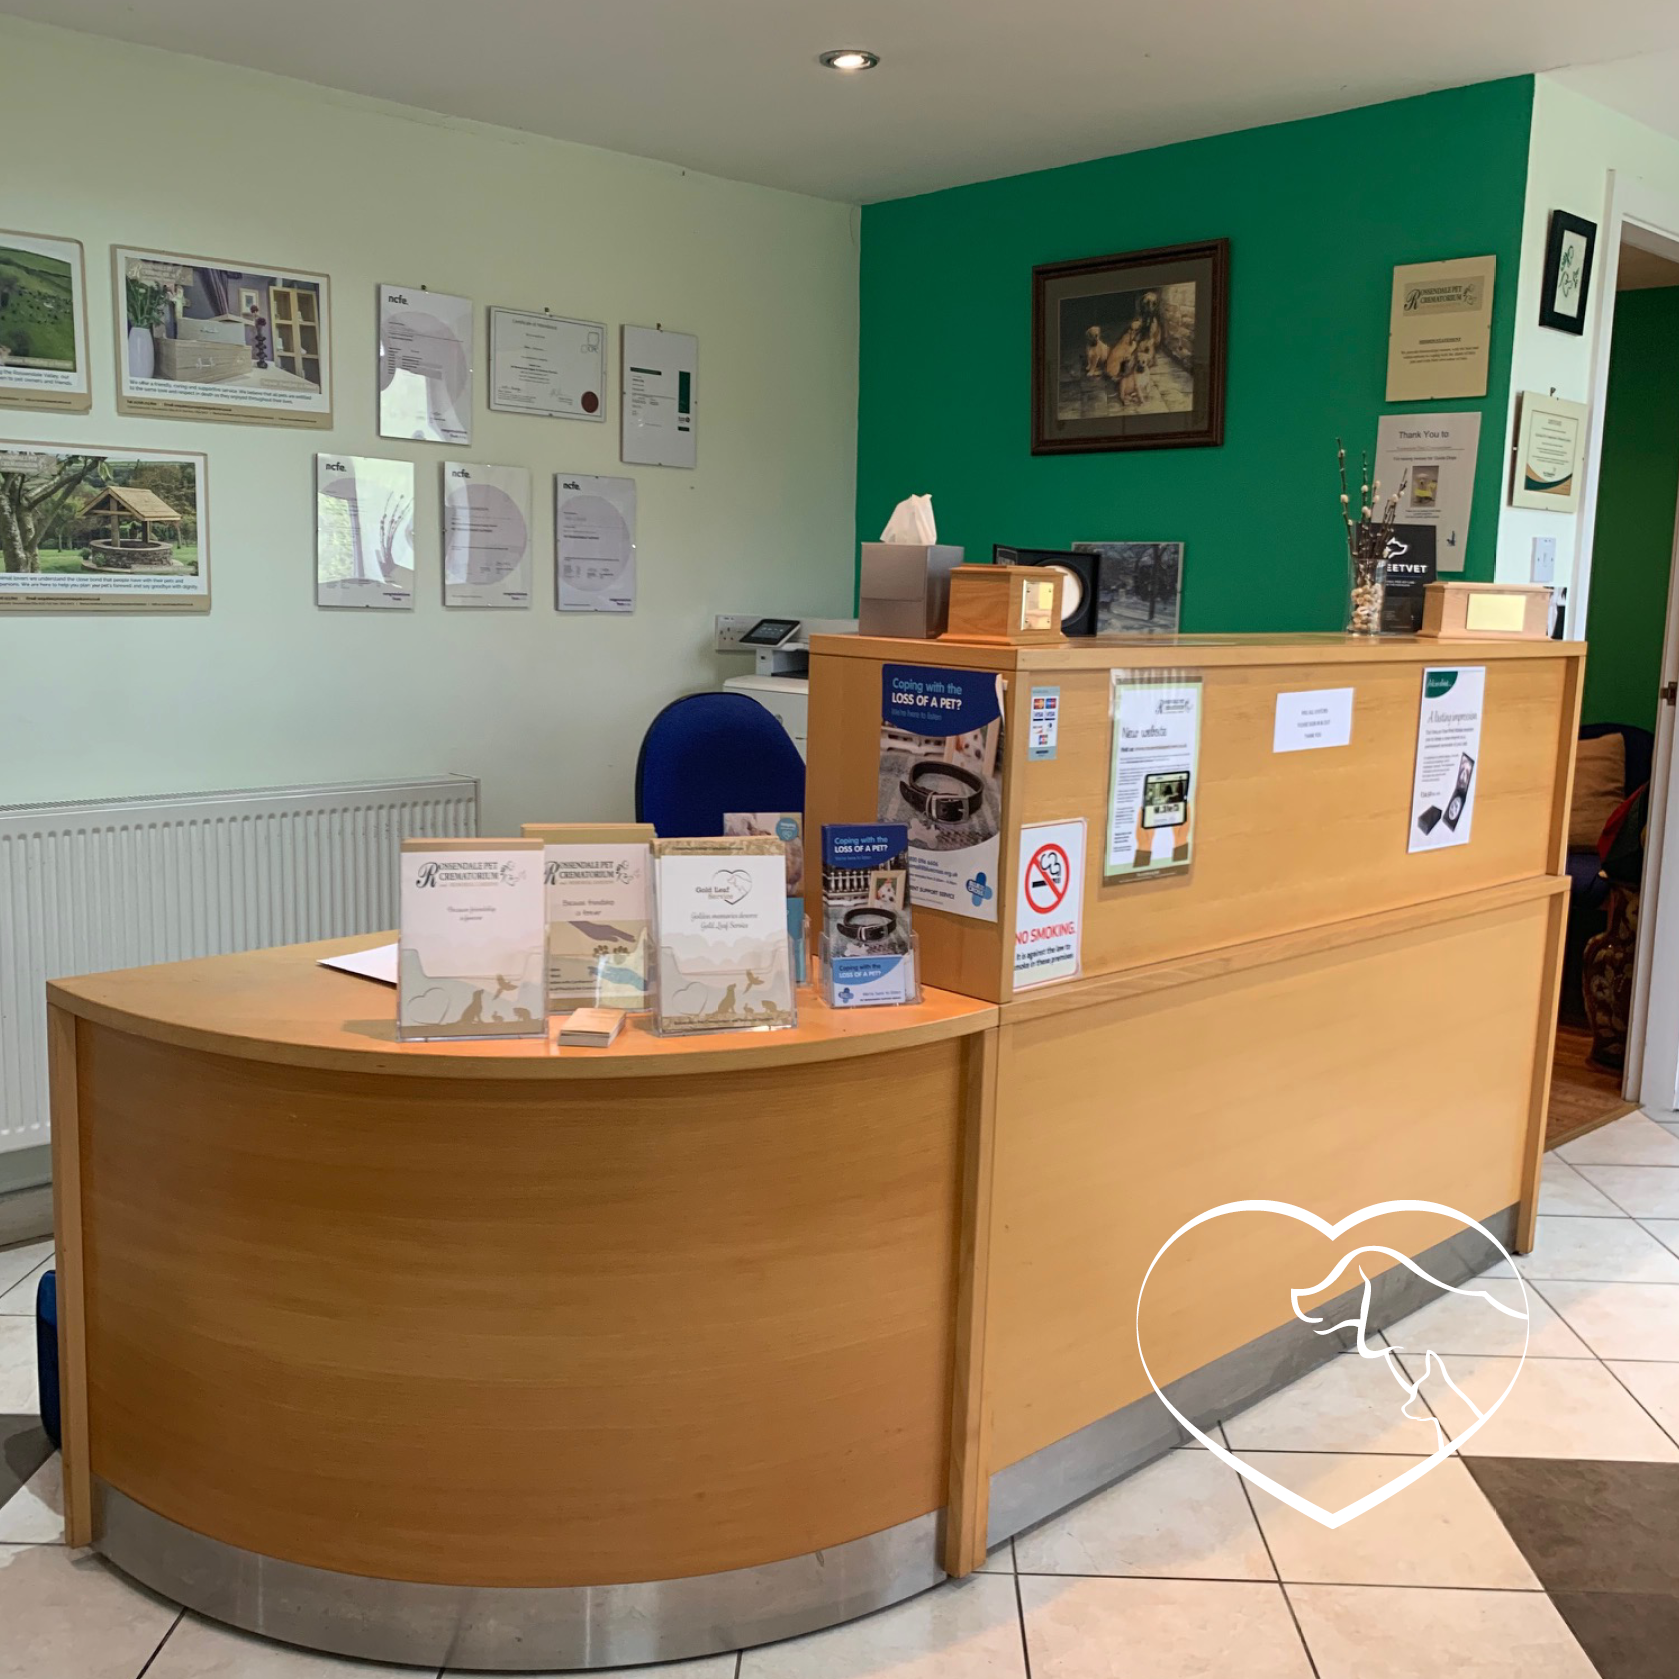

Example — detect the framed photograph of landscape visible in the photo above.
[0,230,90,414]
[0,439,209,612]
[1032,238,1228,454]
[1538,210,1596,336]
[113,245,333,428]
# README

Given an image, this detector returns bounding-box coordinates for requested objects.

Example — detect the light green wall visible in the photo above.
[0,19,858,830]
[857,79,1533,629]
[1582,286,1679,731]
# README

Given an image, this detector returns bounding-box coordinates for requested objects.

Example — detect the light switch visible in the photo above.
[1531,536,1557,584]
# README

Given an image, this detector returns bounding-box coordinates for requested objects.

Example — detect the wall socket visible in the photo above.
[714,614,761,653]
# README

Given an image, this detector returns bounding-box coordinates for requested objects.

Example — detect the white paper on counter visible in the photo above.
[318,942,398,985]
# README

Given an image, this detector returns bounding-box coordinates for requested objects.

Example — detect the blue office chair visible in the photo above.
[635,693,805,836]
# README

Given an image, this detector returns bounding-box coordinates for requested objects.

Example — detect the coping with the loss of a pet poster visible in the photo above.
[1033,239,1227,454]
[879,664,1004,922]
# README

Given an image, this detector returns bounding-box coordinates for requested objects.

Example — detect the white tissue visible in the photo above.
[880,494,937,546]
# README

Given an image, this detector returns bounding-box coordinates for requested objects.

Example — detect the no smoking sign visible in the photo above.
[1024,843,1071,914]
[1014,819,1085,989]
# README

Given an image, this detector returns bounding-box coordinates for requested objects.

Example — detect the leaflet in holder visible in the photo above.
[397,839,547,1041]
[520,822,654,1012]
[651,836,796,1035]
[818,822,920,1008]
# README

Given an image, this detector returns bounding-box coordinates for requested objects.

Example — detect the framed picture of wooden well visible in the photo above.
[0,438,210,611]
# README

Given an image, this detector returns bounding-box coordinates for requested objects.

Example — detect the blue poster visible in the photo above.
[879,664,1005,922]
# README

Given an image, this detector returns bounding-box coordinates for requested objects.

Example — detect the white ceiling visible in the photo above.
[7,0,1679,202]
[1553,46,1679,148]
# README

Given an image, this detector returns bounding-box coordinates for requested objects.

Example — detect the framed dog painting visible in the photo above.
[1031,239,1229,454]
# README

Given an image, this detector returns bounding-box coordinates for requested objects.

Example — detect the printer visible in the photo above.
[717,615,857,759]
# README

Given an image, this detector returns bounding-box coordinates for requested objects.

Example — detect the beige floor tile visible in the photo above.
[0,1543,179,1679]
[1538,1279,1679,1360]
[1289,1583,1597,1678]
[0,1453,62,1544]
[1020,1575,1313,1679]
[1407,1353,1679,1459]
[1604,1360,1679,1441]
[740,1575,1022,1679]
[1640,1218,1679,1257]
[972,1542,1014,1574]
[1575,1164,1679,1218]
[1558,1113,1679,1168]
[0,1243,51,1310]
[1537,1159,1624,1217]
[1243,1453,1537,1588]
[1516,1217,1679,1284]
[1013,1447,1272,1580]
[1222,1354,1442,1456]
[150,1613,413,1675]
[0,1318,41,1413]
[1383,1274,1588,1359]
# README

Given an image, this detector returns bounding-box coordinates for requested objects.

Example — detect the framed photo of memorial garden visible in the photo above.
[1031,238,1229,455]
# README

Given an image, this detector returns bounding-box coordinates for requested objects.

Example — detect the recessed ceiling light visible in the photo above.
[819,48,880,72]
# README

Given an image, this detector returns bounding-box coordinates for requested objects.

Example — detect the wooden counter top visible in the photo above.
[812,631,1586,672]
[47,933,997,1080]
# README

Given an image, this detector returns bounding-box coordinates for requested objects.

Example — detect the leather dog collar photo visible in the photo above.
[899,759,984,825]
[838,906,897,946]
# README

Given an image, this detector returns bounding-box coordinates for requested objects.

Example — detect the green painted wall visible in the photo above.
[1582,286,1679,731]
[857,79,1533,630]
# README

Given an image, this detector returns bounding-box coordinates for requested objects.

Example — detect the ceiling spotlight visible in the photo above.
[819,48,880,72]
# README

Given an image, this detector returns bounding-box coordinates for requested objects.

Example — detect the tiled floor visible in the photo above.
[11,1109,1679,1676]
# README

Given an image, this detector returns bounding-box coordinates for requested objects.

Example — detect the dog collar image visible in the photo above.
[899,760,984,826]
[838,906,898,946]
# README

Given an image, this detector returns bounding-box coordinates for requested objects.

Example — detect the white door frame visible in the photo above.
[1581,172,1679,1111]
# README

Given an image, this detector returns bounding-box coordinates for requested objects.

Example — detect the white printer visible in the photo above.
[716,615,858,759]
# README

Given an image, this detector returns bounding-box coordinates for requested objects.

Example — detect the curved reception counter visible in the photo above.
[47,949,996,1670]
[50,632,1587,1671]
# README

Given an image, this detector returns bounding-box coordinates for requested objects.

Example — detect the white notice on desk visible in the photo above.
[1273,688,1354,753]
[555,471,636,613]
[621,324,696,468]
[1409,666,1485,853]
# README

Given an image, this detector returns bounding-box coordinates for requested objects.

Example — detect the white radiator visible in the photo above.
[0,775,479,1155]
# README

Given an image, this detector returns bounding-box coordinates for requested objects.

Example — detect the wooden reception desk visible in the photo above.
[50,633,1583,1670]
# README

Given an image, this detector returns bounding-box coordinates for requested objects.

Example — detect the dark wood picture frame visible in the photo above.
[1538,210,1596,336]
[1031,238,1228,455]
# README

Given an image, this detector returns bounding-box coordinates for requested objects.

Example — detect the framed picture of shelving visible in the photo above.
[112,245,333,429]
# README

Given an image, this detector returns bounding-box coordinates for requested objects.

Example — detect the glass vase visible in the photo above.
[1346,524,1388,637]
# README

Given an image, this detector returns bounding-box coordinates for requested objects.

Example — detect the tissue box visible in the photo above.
[859,544,965,639]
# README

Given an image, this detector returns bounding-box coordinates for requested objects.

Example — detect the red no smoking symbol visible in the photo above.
[1024,843,1071,914]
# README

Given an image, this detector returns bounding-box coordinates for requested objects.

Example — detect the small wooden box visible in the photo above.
[1419,582,1552,641]
[939,565,1065,646]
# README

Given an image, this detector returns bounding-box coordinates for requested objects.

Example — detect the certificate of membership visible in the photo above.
[398,839,547,1040]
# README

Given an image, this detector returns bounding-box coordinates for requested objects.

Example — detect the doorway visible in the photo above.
[1552,216,1679,1140]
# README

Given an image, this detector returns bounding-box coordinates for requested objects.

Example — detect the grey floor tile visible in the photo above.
[1575,1165,1679,1219]
[1538,1160,1625,1217]
[0,1543,179,1678]
[1288,1583,1598,1677]
[740,1575,1022,1679]
[151,1612,414,1674]
[1020,1574,1313,1679]
[0,1416,52,1512]
[1517,1217,1679,1284]
[0,1244,50,1311]
[1558,1114,1679,1168]
[1539,1279,1679,1361]
[0,1451,61,1544]
[0,1320,41,1414]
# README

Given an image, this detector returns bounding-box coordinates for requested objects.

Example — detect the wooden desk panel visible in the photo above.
[982,891,1554,1475]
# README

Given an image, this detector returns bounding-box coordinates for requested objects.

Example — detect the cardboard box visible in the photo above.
[859,543,965,639]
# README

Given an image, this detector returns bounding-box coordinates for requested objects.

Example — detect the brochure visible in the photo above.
[1105,675,1202,879]
[724,812,806,980]
[521,823,654,1011]
[652,837,794,1034]
[397,839,547,1040]
[1409,667,1485,853]
[819,822,916,1007]
[879,664,1005,922]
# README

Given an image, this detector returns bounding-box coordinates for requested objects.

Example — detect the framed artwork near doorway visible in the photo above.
[1031,238,1229,454]
[1539,210,1597,336]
